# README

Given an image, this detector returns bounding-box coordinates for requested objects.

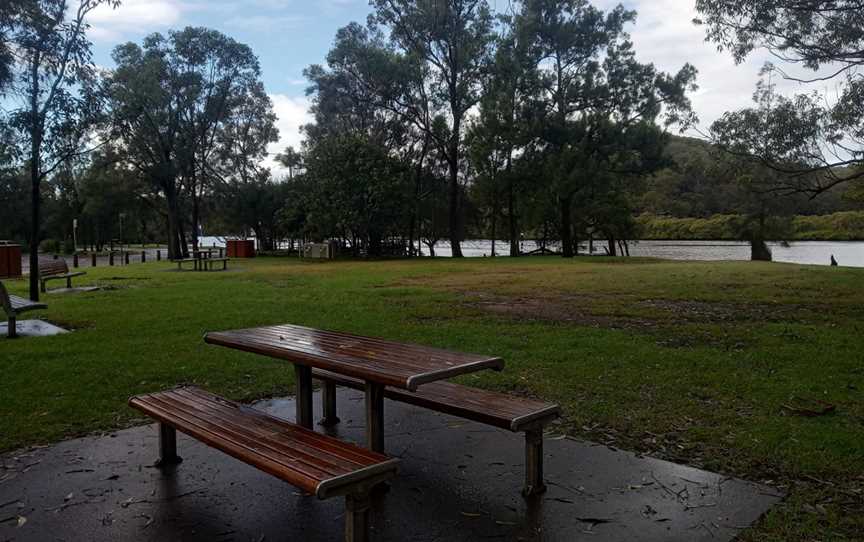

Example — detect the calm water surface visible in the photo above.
[197,236,864,268]
[428,240,864,267]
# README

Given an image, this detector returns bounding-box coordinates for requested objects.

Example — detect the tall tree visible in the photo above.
[371,0,496,257]
[695,0,864,194]
[468,22,537,256]
[105,27,274,259]
[6,0,118,300]
[517,0,696,257]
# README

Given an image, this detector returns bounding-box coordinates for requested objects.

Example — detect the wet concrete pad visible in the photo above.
[46,286,101,295]
[0,319,69,338]
[0,389,782,541]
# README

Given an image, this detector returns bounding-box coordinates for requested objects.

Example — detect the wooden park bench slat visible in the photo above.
[0,281,46,338]
[38,259,85,292]
[312,368,560,496]
[130,387,399,542]
[314,369,560,432]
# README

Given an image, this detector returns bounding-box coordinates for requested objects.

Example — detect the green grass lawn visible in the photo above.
[2,256,862,540]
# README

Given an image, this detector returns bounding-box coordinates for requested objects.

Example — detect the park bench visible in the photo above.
[129,386,399,542]
[0,281,47,338]
[38,259,85,292]
[312,368,561,496]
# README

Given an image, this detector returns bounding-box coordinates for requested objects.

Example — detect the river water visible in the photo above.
[198,236,864,268]
[428,240,864,267]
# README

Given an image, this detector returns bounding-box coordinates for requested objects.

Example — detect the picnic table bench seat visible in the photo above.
[130,386,399,542]
[312,368,560,495]
[0,281,47,338]
[38,259,85,292]
[203,257,229,271]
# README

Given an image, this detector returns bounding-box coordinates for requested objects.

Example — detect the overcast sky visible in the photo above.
[85,0,823,175]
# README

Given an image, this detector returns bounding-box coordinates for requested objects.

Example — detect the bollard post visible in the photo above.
[73,253,79,268]
[124,252,130,265]
[141,250,146,263]
[157,250,161,261]
[109,252,114,266]
[91,253,97,267]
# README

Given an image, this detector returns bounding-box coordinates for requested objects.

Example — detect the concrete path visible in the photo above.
[0,388,782,541]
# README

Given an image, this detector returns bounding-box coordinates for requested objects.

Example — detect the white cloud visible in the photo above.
[264,93,313,177]
[593,0,830,136]
[87,0,184,42]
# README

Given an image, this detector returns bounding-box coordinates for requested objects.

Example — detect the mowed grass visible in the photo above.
[1,256,862,540]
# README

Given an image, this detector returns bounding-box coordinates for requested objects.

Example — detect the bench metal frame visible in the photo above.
[315,374,558,497]
[0,281,46,338]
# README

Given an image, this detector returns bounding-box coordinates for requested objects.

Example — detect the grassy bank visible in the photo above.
[637,211,864,241]
[2,257,862,540]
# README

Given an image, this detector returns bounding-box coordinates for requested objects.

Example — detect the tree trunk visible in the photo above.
[165,183,183,260]
[508,163,518,258]
[608,236,617,257]
[447,153,462,258]
[560,194,574,258]
[28,53,42,302]
[750,239,772,261]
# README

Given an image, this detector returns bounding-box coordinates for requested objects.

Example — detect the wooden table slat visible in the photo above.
[205,324,504,391]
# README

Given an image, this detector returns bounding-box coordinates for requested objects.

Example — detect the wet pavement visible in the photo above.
[0,388,782,541]
[0,319,69,339]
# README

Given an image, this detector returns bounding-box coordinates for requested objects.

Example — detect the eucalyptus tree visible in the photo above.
[696,0,864,195]
[5,0,118,300]
[105,27,274,259]
[371,0,496,257]
[302,24,414,255]
[516,0,697,257]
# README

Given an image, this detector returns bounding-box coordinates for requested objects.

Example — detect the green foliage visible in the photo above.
[636,212,864,241]
[696,0,864,195]
[105,26,277,258]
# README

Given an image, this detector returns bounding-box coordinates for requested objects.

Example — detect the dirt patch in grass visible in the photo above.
[468,293,815,327]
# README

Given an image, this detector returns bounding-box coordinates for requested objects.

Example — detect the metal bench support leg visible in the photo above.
[295,365,314,428]
[156,423,182,467]
[345,492,371,542]
[319,381,340,427]
[7,316,16,339]
[365,382,385,453]
[523,428,546,497]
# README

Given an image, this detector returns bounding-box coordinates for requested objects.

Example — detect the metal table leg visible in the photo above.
[295,365,314,428]
[365,382,385,452]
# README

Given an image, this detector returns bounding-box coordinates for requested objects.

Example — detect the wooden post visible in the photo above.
[365,382,385,453]
[156,250,161,261]
[72,253,78,268]
[156,423,182,467]
[124,252,130,265]
[91,253,97,267]
[345,493,371,542]
[109,252,114,266]
[7,316,16,339]
[141,250,146,263]
[52,254,58,260]
[320,381,340,427]
[294,365,314,428]
[523,428,546,497]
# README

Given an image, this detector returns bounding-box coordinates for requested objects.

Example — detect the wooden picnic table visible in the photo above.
[204,324,504,452]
